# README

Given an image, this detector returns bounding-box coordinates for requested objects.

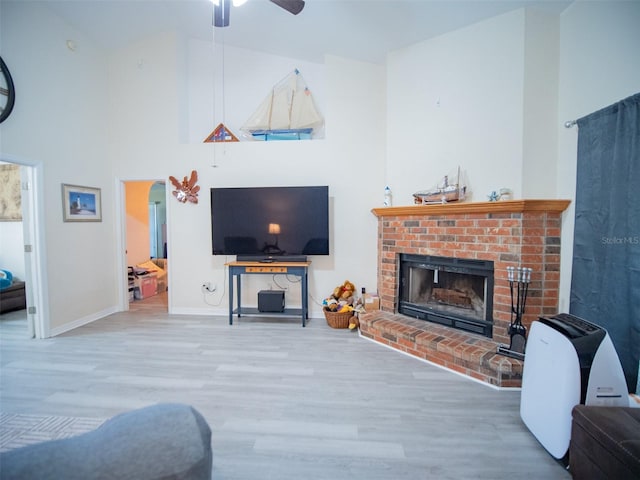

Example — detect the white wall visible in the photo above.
[385,7,567,203]
[386,9,526,204]
[522,8,560,199]
[1,1,117,333]
[107,33,386,317]
[556,0,640,311]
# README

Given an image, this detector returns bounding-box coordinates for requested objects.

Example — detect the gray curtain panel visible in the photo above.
[570,92,640,392]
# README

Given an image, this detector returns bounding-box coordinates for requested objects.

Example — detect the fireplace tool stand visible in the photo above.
[497,266,532,361]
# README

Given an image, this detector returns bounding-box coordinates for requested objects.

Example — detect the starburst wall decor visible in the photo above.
[169,170,200,204]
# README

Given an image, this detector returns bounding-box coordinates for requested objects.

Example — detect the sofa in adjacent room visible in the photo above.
[0,269,26,314]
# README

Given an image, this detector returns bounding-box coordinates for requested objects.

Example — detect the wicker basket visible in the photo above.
[323,309,354,329]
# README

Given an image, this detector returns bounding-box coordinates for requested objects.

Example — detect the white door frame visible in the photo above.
[2,156,49,338]
[115,178,129,312]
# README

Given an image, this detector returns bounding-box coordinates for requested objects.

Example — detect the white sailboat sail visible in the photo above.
[241,69,324,140]
[269,87,292,129]
[290,88,323,129]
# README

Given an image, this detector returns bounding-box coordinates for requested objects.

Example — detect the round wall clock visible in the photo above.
[0,56,16,124]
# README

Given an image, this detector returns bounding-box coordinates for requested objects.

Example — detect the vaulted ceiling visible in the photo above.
[42,0,572,64]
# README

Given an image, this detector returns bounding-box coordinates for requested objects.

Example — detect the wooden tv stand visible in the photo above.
[225,261,311,326]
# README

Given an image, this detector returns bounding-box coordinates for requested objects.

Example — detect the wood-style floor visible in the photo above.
[0,295,569,479]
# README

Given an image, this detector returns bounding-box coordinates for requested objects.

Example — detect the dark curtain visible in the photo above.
[570,92,640,392]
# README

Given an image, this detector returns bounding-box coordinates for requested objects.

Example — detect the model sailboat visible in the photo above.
[413,167,467,204]
[241,69,324,141]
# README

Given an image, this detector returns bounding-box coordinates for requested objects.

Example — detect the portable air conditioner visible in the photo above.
[520,313,628,460]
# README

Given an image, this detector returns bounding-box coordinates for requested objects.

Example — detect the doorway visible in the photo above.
[0,160,46,338]
[122,180,168,312]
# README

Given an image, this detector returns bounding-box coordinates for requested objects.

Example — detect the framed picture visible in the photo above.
[62,184,102,222]
[0,164,21,221]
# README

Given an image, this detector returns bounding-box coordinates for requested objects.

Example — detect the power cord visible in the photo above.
[201,258,229,307]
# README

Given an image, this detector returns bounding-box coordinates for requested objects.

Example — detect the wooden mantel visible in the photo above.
[371,199,571,217]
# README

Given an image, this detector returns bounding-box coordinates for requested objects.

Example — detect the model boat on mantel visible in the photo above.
[241,69,324,141]
[413,167,467,204]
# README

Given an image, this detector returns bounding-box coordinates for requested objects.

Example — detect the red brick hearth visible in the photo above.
[359,199,570,388]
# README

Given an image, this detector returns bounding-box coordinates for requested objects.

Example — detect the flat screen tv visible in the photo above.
[211,186,329,261]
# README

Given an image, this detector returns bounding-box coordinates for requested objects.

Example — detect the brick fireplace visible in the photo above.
[359,199,570,387]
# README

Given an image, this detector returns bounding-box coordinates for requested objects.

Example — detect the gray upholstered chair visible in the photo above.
[0,403,212,480]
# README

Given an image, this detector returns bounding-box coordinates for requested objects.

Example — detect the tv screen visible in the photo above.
[211,186,329,260]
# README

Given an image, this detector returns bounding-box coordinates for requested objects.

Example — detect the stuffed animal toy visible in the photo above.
[322,297,355,312]
[323,281,359,330]
[332,280,356,303]
[347,298,368,330]
[323,280,357,314]
[323,297,339,312]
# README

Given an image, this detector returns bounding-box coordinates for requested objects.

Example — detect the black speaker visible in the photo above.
[258,290,285,312]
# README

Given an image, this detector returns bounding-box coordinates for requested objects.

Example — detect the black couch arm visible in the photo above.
[570,405,640,479]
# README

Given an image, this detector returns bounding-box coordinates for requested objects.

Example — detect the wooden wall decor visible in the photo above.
[169,170,200,204]
[204,123,239,143]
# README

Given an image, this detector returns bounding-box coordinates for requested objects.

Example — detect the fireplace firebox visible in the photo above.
[398,254,494,338]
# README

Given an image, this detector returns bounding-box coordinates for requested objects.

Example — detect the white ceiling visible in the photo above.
[41,0,573,64]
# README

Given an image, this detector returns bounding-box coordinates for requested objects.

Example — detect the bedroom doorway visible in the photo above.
[122,180,168,313]
[0,160,46,338]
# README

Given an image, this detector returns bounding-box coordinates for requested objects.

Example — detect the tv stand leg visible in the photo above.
[228,272,233,325]
[236,275,242,318]
[302,270,308,327]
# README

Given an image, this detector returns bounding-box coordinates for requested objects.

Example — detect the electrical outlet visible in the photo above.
[201,282,216,293]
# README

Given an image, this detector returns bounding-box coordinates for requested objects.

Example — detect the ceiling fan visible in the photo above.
[213,0,305,28]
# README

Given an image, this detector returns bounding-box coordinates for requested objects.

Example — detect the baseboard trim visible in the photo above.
[358,330,521,392]
[49,306,118,337]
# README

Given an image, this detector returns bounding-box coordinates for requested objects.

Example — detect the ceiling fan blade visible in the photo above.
[213,0,230,27]
[269,0,305,15]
